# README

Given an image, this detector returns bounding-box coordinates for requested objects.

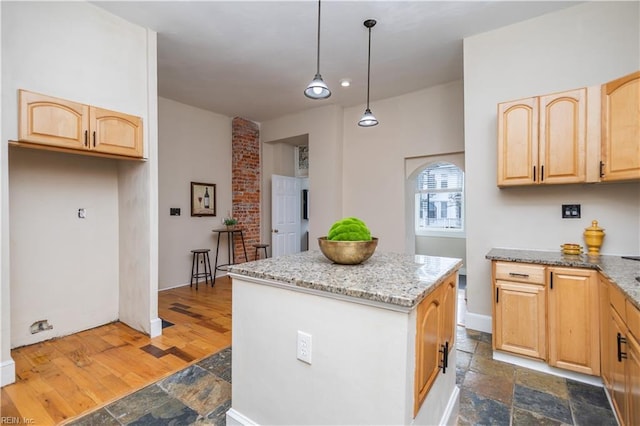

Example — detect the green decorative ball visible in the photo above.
[327,217,372,241]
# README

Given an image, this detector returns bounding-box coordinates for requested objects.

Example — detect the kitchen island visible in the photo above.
[226,250,462,426]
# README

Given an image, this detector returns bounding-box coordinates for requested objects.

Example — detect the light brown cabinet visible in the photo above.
[414,272,457,416]
[547,267,599,375]
[493,261,546,359]
[602,276,640,426]
[497,88,586,186]
[492,261,600,375]
[601,71,640,182]
[18,89,143,159]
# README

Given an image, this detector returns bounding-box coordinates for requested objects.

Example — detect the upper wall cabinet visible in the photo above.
[497,88,587,187]
[601,71,640,182]
[18,89,143,159]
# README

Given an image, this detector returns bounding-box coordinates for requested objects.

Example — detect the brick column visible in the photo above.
[232,117,260,261]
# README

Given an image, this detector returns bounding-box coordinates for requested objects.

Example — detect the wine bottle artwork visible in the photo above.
[191,182,216,217]
[204,188,210,209]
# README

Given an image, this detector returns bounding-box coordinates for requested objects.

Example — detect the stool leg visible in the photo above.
[195,253,201,290]
[255,247,259,261]
[240,231,248,262]
[213,234,221,286]
[262,247,268,259]
[191,253,196,288]
[205,252,213,286]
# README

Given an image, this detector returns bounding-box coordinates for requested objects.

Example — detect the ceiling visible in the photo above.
[93,1,580,123]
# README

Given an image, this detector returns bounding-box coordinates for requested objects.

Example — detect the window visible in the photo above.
[415,162,464,234]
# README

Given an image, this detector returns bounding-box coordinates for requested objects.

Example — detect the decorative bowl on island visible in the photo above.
[318,237,378,265]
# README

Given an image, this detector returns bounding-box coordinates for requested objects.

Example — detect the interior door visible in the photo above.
[271,175,301,257]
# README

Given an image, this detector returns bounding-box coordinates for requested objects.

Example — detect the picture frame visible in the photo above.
[295,145,309,177]
[191,182,216,217]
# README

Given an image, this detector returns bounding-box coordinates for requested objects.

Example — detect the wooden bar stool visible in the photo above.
[190,249,213,289]
[253,243,270,260]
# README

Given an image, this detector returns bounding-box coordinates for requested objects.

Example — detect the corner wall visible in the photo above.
[261,105,344,248]
[157,97,232,289]
[1,1,157,383]
[463,1,640,329]
[342,81,464,252]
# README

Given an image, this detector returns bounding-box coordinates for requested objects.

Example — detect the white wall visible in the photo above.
[261,105,344,248]
[1,1,158,381]
[464,1,640,329]
[231,277,412,425]
[342,80,464,252]
[158,97,232,289]
[9,151,120,347]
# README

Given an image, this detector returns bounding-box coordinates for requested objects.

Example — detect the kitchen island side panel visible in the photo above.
[230,276,413,425]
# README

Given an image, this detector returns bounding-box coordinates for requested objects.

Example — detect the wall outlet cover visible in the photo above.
[561,204,581,218]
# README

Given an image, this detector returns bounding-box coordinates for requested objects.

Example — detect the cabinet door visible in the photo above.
[600,275,612,388]
[539,89,586,184]
[548,267,600,375]
[601,71,640,182]
[18,89,89,149]
[494,280,546,359]
[414,288,442,416]
[90,106,143,158]
[610,308,629,425]
[497,97,539,186]
[627,334,640,426]
[440,273,457,353]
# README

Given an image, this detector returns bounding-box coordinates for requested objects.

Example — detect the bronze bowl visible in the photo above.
[317,237,378,265]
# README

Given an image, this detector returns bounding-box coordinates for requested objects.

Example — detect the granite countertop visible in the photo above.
[486,248,640,308]
[228,251,462,309]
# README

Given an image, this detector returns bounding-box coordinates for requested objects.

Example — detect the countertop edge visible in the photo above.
[486,248,640,310]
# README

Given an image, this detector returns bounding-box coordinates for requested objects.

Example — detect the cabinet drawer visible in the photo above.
[610,283,627,322]
[626,299,640,341]
[495,262,546,285]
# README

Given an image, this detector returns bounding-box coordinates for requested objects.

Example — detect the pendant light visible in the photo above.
[304,0,331,99]
[358,19,378,127]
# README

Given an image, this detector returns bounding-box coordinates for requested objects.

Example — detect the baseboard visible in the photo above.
[493,351,603,387]
[464,312,492,334]
[441,385,460,426]
[226,408,258,426]
[1,359,16,387]
[158,274,229,292]
[150,317,162,338]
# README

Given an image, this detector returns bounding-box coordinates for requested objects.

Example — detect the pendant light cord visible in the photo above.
[366,25,372,109]
[316,0,321,75]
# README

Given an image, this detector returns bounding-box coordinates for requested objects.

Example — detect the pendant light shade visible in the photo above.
[304,0,331,99]
[358,19,378,127]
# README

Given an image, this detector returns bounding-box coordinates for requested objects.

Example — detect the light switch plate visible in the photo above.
[562,204,581,218]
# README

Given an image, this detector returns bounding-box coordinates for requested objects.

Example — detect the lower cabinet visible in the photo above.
[414,272,457,416]
[603,277,640,425]
[492,261,600,375]
[493,261,546,359]
[547,267,600,375]
[494,280,546,359]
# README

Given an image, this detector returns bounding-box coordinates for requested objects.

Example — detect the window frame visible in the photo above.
[414,162,465,238]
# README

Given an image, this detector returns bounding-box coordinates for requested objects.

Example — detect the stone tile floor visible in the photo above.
[69,328,616,425]
[456,327,617,425]
[67,347,231,425]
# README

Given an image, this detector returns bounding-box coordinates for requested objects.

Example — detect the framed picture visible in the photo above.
[191,182,216,216]
[295,145,309,177]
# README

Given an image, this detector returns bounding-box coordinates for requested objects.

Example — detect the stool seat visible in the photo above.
[253,243,270,260]
[190,249,213,289]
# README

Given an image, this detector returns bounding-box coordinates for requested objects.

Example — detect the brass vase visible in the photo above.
[584,220,605,256]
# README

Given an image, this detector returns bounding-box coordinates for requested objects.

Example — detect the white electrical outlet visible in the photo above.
[297,331,312,364]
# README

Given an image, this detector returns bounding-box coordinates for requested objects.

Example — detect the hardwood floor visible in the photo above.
[1,277,232,425]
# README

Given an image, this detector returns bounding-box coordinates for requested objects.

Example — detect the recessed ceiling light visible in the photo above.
[339,79,351,87]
